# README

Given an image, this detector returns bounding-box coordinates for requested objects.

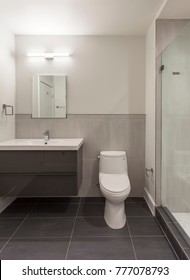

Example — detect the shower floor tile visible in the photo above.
[0,197,177,260]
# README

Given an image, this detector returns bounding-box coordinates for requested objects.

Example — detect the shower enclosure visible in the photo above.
[161,23,190,244]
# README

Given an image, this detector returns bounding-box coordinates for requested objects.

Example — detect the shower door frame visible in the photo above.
[155,21,190,247]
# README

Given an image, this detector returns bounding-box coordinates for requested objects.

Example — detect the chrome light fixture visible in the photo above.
[27,51,70,59]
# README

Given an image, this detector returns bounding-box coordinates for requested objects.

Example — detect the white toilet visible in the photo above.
[99,151,131,229]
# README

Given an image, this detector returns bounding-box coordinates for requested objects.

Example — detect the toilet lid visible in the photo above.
[100,173,130,193]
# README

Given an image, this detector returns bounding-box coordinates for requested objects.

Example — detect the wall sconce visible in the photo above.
[27,51,70,60]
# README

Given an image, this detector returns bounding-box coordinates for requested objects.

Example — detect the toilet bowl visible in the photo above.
[99,151,131,229]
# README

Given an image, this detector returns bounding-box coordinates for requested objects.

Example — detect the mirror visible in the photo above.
[32,75,66,118]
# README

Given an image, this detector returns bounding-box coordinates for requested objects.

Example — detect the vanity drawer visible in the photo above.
[0,151,77,174]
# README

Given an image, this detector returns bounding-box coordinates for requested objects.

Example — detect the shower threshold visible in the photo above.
[156,207,190,260]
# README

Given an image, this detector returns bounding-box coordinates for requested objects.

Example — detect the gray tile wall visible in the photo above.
[16,114,145,197]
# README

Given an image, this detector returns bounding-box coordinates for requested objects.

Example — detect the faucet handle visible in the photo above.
[42,130,49,141]
[42,130,49,135]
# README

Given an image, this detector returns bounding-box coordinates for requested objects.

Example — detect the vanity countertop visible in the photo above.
[0,138,84,151]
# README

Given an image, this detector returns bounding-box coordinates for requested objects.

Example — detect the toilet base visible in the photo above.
[104,199,126,229]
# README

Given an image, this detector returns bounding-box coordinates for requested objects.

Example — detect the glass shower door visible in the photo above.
[161,24,190,241]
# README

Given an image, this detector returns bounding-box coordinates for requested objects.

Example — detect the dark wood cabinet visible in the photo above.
[0,148,82,197]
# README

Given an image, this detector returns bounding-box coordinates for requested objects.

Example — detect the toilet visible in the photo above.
[99,151,131,229]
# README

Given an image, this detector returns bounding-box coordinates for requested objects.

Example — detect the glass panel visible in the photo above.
[161,23,190,240]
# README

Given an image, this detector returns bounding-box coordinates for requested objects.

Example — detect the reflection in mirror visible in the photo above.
[32,75,66,118]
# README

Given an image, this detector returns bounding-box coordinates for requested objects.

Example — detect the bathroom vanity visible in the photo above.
[0,138,83,197]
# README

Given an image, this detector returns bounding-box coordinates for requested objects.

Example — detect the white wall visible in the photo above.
[0,25,15,141]
[145,21,156,212]
[15,35,145,114]
[0,24,16,211]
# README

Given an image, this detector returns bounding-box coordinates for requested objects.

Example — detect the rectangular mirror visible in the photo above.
[32,75,66,118]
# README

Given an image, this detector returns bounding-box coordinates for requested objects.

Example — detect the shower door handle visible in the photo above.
[146,168,153,177]
[56,106,65,109]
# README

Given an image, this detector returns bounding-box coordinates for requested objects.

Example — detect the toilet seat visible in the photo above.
[100,173,130,195]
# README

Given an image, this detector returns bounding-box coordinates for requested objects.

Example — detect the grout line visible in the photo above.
[130,235,165,238]
[0,217,33,220]
[12,236,71,239]
[65,198,81,260]
[0,215,153,220]
[12,235,166,239]
[8,203,35,205]
[0,203,37,254]
[76,215,153,218]
[125,215,152,218]
[125,217,137,260]
[24,216,79,219]
[35,202,80,205]
[80,202,146,205]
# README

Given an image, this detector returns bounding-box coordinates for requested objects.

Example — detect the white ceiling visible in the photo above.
[159,0,190,18]
[0,0,165,35]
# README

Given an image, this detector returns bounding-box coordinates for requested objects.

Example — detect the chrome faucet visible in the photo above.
[43,130,49,142]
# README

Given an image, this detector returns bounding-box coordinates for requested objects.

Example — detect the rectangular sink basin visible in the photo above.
[0,138,84,151]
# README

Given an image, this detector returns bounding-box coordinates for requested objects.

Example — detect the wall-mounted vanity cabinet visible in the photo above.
[0,139,83,197]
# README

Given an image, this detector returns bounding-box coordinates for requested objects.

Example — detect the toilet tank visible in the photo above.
[99,151,128,174]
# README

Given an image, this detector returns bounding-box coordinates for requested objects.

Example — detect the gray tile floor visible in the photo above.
[0,197,177,260]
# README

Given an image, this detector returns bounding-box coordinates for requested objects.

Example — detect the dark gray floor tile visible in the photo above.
[0,219,23,238]
[12,198,41,204]
[128,217,164,236]
[67,237,135,260]
[29,203,78,217]
[0,239,8,251]
[81,197,105,203]
[0,238,70,260]
[73,217,130,237]
[125,203,152,216]
[133,237,177,260]
[14,218,75,238]
[0,204,34,218]
[38,197,80,204]
[183,249,190,260]
[126,197,145,203]
[77,203,105,217]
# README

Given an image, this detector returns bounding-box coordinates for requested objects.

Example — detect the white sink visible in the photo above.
[0,138,84,151]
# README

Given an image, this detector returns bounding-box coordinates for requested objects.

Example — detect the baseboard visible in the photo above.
[144,188,156,216]
[0,196,16,213]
